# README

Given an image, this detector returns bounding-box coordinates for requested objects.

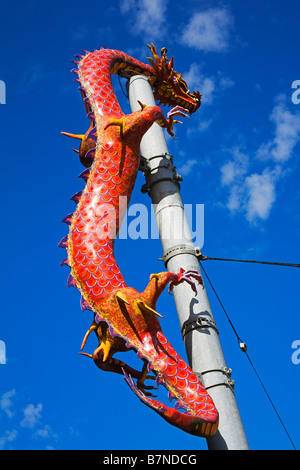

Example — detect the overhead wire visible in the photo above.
[199,254,300,268]
[199,260,297,450]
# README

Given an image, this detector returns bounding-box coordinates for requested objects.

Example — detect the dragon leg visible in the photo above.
[141,268,204,309]
[80,322,157,396]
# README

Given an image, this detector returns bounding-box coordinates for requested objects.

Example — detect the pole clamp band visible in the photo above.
[201,368,235,391]
[205,378,235,391]
[139,153,183,194]
[161,244,197,266]
[181,315,219,338]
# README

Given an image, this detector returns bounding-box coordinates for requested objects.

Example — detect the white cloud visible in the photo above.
[181,8,233,52]
[0,390,61,448]
[220,148,248,186]
[177,159,197,176]
[198,119,213,132]
[33,424,57,441]
[20,403,42,429]
[221,152,279,223]
[183,63,234,106]
[120,0,169,40]
[257,94,300,163]
[0,430,18,450]
[244,170,277,222]
[220,94,300,223]
[0,389,16,418]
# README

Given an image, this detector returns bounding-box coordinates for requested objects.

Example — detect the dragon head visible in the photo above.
[147,43,201,115]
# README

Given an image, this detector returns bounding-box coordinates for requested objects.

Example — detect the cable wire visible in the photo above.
[118,74,128,98]
[199,254,300,268]
[199,261,297,450]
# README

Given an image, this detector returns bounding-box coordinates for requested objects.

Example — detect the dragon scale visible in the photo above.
[59,45,219,438]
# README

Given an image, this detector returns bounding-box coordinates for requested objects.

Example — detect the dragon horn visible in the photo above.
[168,56,174,71]
[147,56,158,72]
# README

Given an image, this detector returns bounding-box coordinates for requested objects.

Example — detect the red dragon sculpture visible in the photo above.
[59,44,219,438]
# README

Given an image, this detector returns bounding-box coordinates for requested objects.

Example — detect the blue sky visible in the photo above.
[0,0,299,450]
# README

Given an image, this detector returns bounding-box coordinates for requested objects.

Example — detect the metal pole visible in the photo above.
[127,75,249,450]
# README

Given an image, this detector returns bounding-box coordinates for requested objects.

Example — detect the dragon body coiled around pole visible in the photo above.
[59,44,219,438]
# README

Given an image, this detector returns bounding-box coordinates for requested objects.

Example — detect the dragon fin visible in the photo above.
[115,292,130,307]
[136,300,163,318]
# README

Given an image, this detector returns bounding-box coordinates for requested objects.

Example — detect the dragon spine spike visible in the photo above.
[67,273,77,288]
[57,235,68,249]
[86,111,95,120]
[78,168,90,182]
[80,296,92,312]
[60,45,217,438]
[86,126,97,140]
[61,213,74,225]
[60,258,69,267]
[70,190,83,204]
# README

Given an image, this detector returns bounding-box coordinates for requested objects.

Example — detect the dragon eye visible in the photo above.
[178,79,188,93]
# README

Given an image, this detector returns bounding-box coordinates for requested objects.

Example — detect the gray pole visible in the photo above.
[127,75,249,450]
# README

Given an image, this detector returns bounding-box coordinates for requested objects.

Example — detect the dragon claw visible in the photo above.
[92,340,112,362]
[165,106,190,138]
[136,362,158,397]
[167,106,190,120]
[169,268,204,296]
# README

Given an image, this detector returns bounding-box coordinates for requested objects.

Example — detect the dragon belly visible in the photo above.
[69,141,139,304]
